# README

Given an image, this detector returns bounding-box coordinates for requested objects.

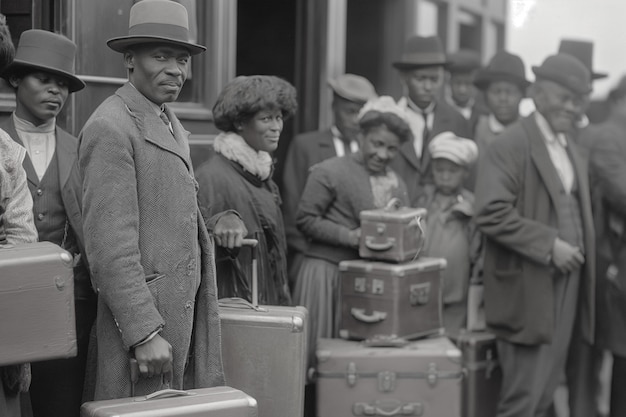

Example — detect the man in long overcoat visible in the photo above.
[74,0,244,400]
[474,53,596,417]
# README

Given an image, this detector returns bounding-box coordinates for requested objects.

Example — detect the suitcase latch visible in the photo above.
[377,371,396,392]
[346,362,357,387]
[372,279,384,295]
[427,362,438,387]
[354,277,367,293]
[409,282,431,306]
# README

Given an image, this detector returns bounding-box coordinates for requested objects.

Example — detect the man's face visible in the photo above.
[449,72,476,107]
[401,66,445,109]
[485,81,524,126]
[533,80,587,133]
[125,44,190,105]
[12,72,70,126]
[333,96,363,142]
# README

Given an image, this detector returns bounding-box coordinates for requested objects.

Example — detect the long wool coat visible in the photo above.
[474,113,595,346]
[76,83,224,399]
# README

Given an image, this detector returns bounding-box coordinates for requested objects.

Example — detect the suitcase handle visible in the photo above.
[351,308,387,323]
[353,401,423,416]
[142,388,192,401]
[364,236,395,251]
[218,297,268,312]
[241,238,259,307]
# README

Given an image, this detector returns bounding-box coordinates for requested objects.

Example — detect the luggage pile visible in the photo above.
[313,203,501,417]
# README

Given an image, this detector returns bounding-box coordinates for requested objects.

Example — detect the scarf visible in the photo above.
[213,132,273,181]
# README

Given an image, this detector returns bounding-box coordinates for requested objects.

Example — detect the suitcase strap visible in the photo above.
[316,362,463,391]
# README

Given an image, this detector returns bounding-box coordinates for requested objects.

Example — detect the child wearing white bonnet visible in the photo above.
[417,131,481,337]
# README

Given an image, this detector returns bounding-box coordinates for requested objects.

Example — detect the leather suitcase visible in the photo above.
[80,386,258,416]
[315,336,463,417]
[455,331,501,417]
[0,241,76,366]
[338,257,445,340]
[359,205,426,263]
[219,239,308,417]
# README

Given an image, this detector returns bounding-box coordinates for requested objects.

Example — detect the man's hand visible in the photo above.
[133,334,173,378]
[214,212,248,249]
[551,237,585,274]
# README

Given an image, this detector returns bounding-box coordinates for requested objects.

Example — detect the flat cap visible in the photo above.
[328,73,377,104]
[428,131,478,167]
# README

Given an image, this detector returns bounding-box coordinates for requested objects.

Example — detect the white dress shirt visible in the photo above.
[13,113,56,181]
[331,126,358,157]
[535,112,574,194]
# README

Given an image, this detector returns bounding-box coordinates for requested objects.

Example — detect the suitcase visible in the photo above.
[338,257,445,340]
[80,385,258,416]
[455,331,501,417]
[315,336,463,417]
[359,205,426,263]
[0,241,76,366]
[219,239,308,417]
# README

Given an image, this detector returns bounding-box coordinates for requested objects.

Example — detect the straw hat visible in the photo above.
[328,74,377,104]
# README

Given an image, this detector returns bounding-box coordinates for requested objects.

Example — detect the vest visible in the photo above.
[29,151,67,246]
[556,176,584,252]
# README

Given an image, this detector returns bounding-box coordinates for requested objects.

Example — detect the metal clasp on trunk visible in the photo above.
[346,362,357,386]
[409,282,431,306]
[378,371,396,392]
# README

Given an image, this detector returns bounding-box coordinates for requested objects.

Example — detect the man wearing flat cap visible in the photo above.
[474,53,596,417]
[390,35,472,206]
[282,73,376,290]
[71,0,246,400]
[446,49,487,132]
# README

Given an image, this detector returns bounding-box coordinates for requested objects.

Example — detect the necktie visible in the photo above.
[160,110,173,134]
[420,111,430,159]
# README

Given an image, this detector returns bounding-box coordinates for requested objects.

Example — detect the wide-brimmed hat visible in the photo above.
[447,49,481,74]
[107,0,206,56]
[558,39,607,80]
[328,74,377,104]
[2,29,85,92]
[392,35,448,70]
[532,53,592,95]
[474,51,530,94]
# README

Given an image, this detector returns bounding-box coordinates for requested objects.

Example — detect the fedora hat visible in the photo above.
[2,29,85,92]
[393,35,448,70]
[107,0,206,56]
[558,39,607,80]
[328,74,377,104]
[532,53,592,95]
[474,51,530,94]
[447,49,481,74]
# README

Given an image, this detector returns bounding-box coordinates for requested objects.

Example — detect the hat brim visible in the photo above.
[392,61,449,70]
[592,71,608,80]
[107,36,206,56]
[2,60,86,92]
[474,71,530,95]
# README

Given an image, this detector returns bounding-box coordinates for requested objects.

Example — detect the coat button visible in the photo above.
[36,189,43,196]
[37,213,44,220]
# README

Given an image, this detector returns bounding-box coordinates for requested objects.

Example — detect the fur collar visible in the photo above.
[213,132,273,180]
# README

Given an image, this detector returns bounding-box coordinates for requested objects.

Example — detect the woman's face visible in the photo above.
[239,108,283,152]
[360,124,401,174]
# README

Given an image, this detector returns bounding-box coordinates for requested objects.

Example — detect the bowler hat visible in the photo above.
[328,74,377,104]
[558,39,607,80]
[392,35,448,70]
[474,51,530,93]
[2,29,85,92]
[107,0,206,56]
[447,49,481,74]
[532,53,592,95]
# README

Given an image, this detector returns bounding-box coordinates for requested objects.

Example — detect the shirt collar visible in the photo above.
[534,112,567,147]
[330,125,343,140]
[406,97,436,115]
[129,82,165,117]
[12,112,55,134]
[488,113,506,134]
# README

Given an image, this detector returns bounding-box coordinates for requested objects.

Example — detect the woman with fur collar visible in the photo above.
[196,75,297,305]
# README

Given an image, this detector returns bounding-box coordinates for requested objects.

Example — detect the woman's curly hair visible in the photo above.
[213,75,298,132]
[0,14,15,71]
[359,110,413,144]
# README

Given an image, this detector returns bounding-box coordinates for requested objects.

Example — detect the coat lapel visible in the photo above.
[116,84,192,172]
[56,127,77,188]
[1,118,39,186]
[319,130,337,159]
[524,115,568,208]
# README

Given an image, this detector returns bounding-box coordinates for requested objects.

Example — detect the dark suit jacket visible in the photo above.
[1,118,93,299]
[390,99,472,206]
[282,129,338,253]
[474,113,595,345]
